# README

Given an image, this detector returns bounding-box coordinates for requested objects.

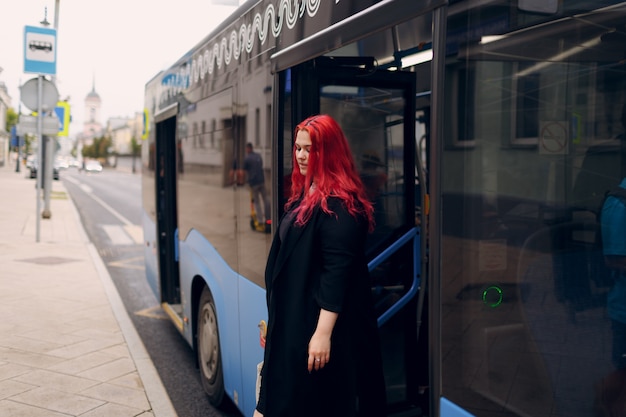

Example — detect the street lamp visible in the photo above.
[40,7,50,26]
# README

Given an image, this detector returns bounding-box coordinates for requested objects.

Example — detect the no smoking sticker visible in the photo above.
[539,121,569,155]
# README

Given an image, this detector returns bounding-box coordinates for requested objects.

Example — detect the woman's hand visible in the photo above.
[307,331,331,372]
[307,309,338,372]
[253,410,263,417]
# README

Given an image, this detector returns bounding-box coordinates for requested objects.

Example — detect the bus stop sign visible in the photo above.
[24,25,57,75]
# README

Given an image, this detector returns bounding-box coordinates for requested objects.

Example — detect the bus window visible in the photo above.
[440,3,626,416]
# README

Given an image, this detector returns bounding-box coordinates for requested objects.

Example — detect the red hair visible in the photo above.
[286,114,374,232]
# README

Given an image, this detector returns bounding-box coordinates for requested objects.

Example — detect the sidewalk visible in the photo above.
[0,160,177,417]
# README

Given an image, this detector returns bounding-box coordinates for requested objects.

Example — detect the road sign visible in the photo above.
[24,25,57,75]
[142,108,149,139]
[16,114,61,136]
[54,102,71,136]
[10,126,24,147]
[20,77,59,112]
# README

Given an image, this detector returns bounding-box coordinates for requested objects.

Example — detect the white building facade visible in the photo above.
[0,77,11,167]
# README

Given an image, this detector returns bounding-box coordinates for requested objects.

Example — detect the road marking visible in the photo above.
[67,176,144,245]
[66,175,131,225]
[90,193,132,225]
[108,255,146,270]
[103,224,134,245]
[124,225,144,244]
[64,175,80,185]
[50,190,68,200]
[135,305,169,320]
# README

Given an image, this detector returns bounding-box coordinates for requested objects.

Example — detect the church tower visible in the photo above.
[83,76,102,137]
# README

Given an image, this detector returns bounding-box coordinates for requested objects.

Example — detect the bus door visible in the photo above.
[283,59,426,413]
[154,104,182,316]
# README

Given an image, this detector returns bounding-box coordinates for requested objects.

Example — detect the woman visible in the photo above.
[254,115,386,417]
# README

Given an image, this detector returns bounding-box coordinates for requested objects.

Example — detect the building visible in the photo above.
[0,70,11,167]
[75,79,103,154]
[74,78,143,165]
[83,80,103,139]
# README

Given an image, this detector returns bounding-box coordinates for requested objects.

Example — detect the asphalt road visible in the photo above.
[59,162,242,417]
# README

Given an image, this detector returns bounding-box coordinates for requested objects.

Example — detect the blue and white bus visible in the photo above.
[143,1,626,416]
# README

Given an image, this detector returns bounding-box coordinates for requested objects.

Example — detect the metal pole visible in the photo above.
[42,0,60,219]
[16,82,22,173]
[15,137,20,172]
[42,132,52,219]
[36,75,43,242]
[15,98,22,173]
[52,0,60,85]
[428,5,447,417]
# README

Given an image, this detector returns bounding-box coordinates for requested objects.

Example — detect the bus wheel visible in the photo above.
[197,287,225,406]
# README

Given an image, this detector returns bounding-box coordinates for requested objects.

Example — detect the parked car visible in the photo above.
[29,159,60,180]
[84,160,103,173]
[55,157,69,170]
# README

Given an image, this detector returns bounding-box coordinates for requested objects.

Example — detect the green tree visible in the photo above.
[130,136,141,173]
[5,107,17,132]
[23,134,34,155]
[6,108,33,158]
[81,135,112,160]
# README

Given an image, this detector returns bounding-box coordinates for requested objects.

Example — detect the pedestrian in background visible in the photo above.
[244,142,270,224]
[595,174,626,416]
[254,114,386,417]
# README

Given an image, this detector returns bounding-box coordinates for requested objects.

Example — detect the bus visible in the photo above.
[142,1,626,416]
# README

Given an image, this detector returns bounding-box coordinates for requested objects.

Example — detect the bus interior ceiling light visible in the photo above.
[516,35,602,77]
[401,50,433,68]
[480,35,507,44]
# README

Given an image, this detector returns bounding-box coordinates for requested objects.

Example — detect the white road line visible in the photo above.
[124,225,144,244]
[68,176,143,245]
[68,177,131,226]
[102,225,134,245]
[89,193,132,226]
[63,175,80,185]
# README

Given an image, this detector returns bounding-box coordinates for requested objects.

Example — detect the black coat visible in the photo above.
[257,197,386,417]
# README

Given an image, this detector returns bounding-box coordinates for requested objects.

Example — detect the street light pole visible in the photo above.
[15,80,22,173]
[36,75,43,241]
[42,1,60,219]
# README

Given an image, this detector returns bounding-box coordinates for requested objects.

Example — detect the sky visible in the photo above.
[1,0,241,138]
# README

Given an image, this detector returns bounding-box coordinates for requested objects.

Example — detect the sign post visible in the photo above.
[23,22,58,241]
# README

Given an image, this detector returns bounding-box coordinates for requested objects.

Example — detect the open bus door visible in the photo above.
[279,58,428,414]
[154,104,182,323]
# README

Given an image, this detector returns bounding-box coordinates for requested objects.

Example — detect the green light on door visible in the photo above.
[482,285,503,308]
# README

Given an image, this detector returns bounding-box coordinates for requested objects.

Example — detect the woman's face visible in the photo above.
[295,130,312,176]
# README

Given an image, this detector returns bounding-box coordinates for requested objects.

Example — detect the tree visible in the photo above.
[5,108,33,160]
[81,135,112,161]
[130,136,141,173]
[5,107,17,132]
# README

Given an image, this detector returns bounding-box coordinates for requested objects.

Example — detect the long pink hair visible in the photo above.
[286,114,374,232]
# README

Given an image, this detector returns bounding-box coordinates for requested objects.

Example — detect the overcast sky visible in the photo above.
[1,0,240,137]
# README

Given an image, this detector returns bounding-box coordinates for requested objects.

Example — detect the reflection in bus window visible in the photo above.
[440,4,626,416]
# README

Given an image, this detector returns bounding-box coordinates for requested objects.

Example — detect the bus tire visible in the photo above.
[197,287,225,406]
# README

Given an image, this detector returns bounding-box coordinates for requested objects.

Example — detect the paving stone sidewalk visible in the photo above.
[0,160,177,417]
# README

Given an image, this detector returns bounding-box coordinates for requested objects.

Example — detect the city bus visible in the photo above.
[142,1,626,416]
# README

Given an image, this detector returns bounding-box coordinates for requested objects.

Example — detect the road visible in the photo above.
[59,160,242,417]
